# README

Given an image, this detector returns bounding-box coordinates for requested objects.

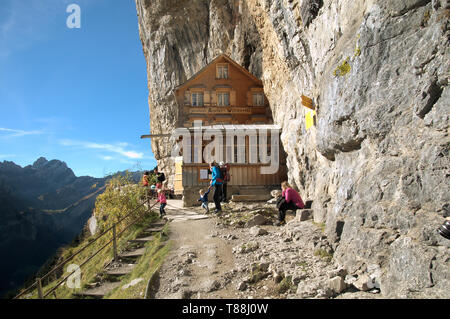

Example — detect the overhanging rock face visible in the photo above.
[135,0,450,298]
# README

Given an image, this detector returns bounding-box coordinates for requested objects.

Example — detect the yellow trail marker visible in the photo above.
[305,109,316,130]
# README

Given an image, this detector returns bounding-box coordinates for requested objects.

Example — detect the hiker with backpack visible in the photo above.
[219,161,230,203]
[153,167,166,185]
[209,161,223,213]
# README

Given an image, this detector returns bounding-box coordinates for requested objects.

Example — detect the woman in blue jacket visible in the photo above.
[209,162,223,213]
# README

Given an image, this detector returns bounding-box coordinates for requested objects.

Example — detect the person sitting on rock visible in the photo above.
[198,187,211,213]
[276,181,305,226]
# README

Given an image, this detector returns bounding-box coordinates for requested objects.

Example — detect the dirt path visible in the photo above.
[152,200,239,299]
[150,200,383,299]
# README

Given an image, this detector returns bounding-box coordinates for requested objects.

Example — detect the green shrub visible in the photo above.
[94,173,149,233]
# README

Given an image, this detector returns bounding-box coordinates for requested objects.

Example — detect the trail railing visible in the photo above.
[14,195,159,299]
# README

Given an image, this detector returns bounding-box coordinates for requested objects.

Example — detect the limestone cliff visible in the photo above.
[135,0,449,298]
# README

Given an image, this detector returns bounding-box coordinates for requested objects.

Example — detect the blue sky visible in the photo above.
[0,0,157,177]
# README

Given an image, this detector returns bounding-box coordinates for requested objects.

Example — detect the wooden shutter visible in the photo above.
[230,90,236,106]
[184,91,190,106]
[246,91,252,106]
[211,91,217,106]
[204,91,211,105]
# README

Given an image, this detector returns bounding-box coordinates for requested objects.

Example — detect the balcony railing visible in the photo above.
[185,106,266,115]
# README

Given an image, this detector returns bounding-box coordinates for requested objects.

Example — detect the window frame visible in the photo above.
[253,92,264,106]
[216,63,229,79]
[217,92,230,106]
[191,92,204,106]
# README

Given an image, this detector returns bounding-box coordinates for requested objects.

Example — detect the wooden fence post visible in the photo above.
[37,278,43,299]
[113,224,118,262]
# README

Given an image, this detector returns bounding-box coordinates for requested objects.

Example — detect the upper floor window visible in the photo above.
[217,92,230,106]
[191,92,204,106]
[253,93,264,106]
[217,64,229,79]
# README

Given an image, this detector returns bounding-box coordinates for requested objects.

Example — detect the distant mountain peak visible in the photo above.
[33,157,48,168]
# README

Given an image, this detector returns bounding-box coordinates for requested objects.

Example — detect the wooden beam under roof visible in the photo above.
[140,133,172,139]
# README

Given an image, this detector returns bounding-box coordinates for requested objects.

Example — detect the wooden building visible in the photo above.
[171,54,287,205]
[174,54,273,127]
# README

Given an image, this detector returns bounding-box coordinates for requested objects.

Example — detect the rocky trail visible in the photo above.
[149,200,383,299]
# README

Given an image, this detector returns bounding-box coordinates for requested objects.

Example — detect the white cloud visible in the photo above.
[0,127,43,138]
[60,139,144,160]
[101,155,113,161]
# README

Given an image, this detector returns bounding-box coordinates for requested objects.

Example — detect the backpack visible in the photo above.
[222,164,230,182]
[157,172,166,182]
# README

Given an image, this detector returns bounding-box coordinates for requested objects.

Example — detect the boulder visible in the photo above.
[249,226,268,236]
[236,281,247,291]
[353,274,373,291]
[245,214,269,227]
[295,209,313,221]
[328,276,347,294]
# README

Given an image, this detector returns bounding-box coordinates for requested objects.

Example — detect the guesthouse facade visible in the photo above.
[172,55,287,205]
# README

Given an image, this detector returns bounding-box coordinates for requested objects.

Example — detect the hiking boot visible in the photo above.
[274,220,286,226]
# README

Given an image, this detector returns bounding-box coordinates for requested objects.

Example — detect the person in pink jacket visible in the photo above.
[157,189,167,218]
[276,181,305,226]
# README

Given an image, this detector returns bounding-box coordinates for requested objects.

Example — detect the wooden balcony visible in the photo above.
[184,106,266,115]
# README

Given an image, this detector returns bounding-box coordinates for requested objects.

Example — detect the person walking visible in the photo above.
[198,187,212,213]
[276,181,305,226]
[209,162,223,213]
[219,161,230,203]
[156,189,167,218]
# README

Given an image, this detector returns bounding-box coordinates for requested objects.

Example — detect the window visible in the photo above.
[217,64,228,79]
[253,93,264,106]
[191,92,204,106]
[198,167,211,182]
[217,92,230,106]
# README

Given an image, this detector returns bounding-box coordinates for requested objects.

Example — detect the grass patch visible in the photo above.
[296,261,309,272]
[276,276,296,294]
[248,263,270,284]
[312,221,326,233]
[314,249,333,262]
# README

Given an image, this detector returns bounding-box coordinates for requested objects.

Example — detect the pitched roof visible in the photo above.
[174,54,262,91]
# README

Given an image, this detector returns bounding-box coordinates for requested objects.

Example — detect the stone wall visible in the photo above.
[135,0,449,298]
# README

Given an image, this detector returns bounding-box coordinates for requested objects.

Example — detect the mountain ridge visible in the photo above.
[0,157,143,297]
